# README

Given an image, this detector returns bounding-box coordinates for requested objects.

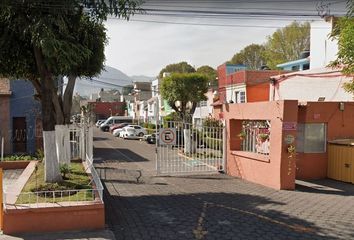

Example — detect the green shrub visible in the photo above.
[202,136,223,150]
[146,128,156,134]
[59,163,72,179]
[36,148,44,160]
[3,154,37,161]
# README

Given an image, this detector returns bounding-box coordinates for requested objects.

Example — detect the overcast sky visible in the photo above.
[104,0,347,77]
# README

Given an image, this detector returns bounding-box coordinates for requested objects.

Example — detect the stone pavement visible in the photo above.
[3,169,24,191]
[1,229,116,240]
[93,129,354,240]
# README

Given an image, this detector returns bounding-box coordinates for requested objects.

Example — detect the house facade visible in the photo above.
[192,88,215,127]
[86,101,126,121]
[270,17,352,102]
[221,100,354,190]
[0,78,41,155]
[217,63,289,104]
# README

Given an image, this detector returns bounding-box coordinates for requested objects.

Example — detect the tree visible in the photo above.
[158,61,196,79]
[122,85,134,95]
[331,2,354,94]
[160,73,209,121]
[0,0,140,182]
[263,22,310,69]
[229,44,266,70]
[196,65,217,88]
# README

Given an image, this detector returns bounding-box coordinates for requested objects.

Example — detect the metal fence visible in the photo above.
[3,125,101,209]
[156,120,225,175]
[241,120,270,155]
[69,126,81,160]
[69,125,93,160]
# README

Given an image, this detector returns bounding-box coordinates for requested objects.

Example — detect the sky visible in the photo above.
[103,0,348,77]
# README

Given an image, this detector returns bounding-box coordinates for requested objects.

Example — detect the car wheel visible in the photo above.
[138,132,144,137]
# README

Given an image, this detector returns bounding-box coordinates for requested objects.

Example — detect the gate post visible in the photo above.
[0,168,3,230]
[222,120,227,173]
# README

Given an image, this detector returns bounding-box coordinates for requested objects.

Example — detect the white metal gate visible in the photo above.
[156,120,225,175]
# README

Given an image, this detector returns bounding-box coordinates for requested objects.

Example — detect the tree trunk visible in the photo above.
[63,75,76,124]
[55,125,71,165]
[34,46,62,183]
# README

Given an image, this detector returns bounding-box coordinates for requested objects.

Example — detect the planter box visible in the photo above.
[0,161,31,170]
[2,160,105,234]
[3,203,104,234]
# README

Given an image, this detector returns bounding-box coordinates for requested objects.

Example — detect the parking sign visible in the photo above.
[159,128,176,145]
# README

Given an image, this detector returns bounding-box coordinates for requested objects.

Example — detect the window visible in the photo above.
[297,123,326,153]
[199,101,207,107]
[235,91,245,103]
[134,126,141,129]
[292,65,300,71]
[239,120,270,155]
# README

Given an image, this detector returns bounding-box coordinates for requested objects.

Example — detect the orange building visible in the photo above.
[216,63,288,104]
[221,100,354,190]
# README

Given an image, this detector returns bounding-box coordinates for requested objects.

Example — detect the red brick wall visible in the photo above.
[88,102,126,120]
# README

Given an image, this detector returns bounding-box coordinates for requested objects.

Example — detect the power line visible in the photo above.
[109,17,332,29]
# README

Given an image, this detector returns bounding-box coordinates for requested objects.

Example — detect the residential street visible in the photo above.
[93,128,354,240]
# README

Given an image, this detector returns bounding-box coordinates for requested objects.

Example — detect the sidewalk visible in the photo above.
[1,229,115,240]
[94,129,354,240]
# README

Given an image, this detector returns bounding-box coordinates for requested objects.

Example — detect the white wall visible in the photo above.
[272,75,353,102]
[310,19,338,69]
[225,84,246,103]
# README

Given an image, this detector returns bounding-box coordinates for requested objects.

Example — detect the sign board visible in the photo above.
[282,122,297,131]
[159,128,176,145]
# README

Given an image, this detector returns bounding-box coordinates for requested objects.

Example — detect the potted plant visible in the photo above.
[258,133,269,142]
[238,131,246,140]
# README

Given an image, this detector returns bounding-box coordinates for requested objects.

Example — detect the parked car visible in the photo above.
[110,122,129,133]
[113,127,126,137]
[119,125,147,138]
[100,116,133,132]
[95,119,106,127]
[146,132,159,144]
[120,128,139,139]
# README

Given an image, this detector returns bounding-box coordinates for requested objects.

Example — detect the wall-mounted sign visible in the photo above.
[282,122,297,131]
[159,128,176,145]
[284,134,295,144]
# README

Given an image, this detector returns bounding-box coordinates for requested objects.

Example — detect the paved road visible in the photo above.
[93,128,354,240]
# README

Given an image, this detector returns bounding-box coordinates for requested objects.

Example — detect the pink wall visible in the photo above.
[223,100,298,190]
[3,204,105,234]
[296,102,354,179]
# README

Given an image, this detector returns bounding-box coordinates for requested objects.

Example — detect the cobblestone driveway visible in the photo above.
[93,129,354,240]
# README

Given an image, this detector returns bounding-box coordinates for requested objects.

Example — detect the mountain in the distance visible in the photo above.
[130,75,155,82]
[74,66,133,97]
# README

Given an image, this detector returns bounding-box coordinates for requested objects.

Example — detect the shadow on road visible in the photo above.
[103,182,332,240]
[94,147,149,162]
[93,137,109,141]
[295,179,354,196]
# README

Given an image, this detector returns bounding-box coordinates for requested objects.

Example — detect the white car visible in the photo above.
[113,127,125,137]
[95,119,106,127]
[119,125,147,139]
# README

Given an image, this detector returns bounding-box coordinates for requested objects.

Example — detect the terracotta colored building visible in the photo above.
[217,63,288,104]
[87,101,126,121]
[221,100,354,190]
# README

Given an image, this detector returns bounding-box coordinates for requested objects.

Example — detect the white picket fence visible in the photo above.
[3,124,101,209]
[54,124,93,163]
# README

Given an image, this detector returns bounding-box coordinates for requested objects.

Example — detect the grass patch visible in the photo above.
[16,162,95,204]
